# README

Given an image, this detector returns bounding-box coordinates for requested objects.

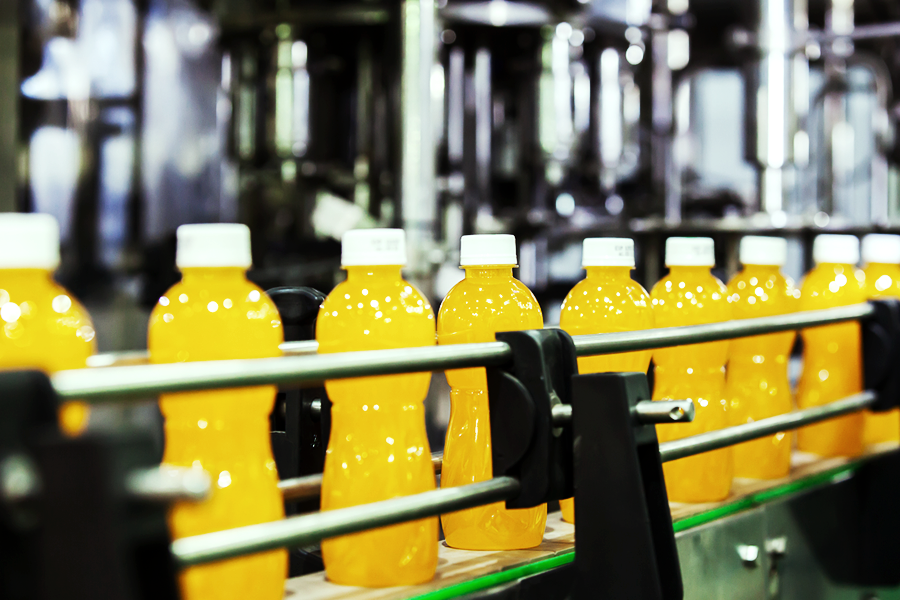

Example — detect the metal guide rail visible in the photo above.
[53,303,873,401]
[4,300,899,600]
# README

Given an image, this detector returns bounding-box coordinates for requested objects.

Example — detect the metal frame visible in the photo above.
[53,303,873,401]
[26,302,885,581]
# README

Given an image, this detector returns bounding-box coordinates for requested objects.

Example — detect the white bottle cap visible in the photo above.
[341,229,407,266]
[739,236,788,266]
[460,234,517,266]
[812,234,859,265]
[176,223,253,269]
[582,238,635,268]
[862,234,900,265]
[665,237,715,267]
[0,213,61,269]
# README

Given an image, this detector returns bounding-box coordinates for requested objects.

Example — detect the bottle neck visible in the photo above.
[180,267,248,284]
[0,268,55,287]
[740,264,782,277]
[463,266,514,280]
[344,265,404,282]
[668,265,711,277]
[584,266,633,280]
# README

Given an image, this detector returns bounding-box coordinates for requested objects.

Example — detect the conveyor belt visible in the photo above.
[282,444,899,600]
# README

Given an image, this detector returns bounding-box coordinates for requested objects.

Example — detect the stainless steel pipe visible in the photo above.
[572,303,873,357]
[86,340,320,368]
[658,391,877,462]
[176,390,873,567]
[55,304,873,403]
[55,342,512,402]
[173,476,520,568]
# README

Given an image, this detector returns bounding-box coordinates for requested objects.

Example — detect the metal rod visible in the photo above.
[173,476,520,568]
[573,304,873,357]
[176,391,874,568]
[812,22,900,42]
[279,452,444,502]
[86,341,320,368]
[54,342,512,402]
[634,399,695,424]
[658,391,877,462]
[54,304,872,402]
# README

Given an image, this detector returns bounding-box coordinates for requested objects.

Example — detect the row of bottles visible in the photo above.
[3,213,898,594]
[0,216,287,600]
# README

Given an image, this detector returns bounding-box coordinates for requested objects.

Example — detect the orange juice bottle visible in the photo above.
[797,234,865,457]
[0,213,95,434]
[651,237,733,503]
[724,236,798,480]
[861,234,900,445]
[148,224,286,600]
[317,229,438,586]
[558,238,653,523]
[438,234,546,549]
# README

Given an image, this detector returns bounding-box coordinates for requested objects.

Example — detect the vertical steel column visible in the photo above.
[400,0,437,295]
[0,0,17,212]
[748,0,795,215]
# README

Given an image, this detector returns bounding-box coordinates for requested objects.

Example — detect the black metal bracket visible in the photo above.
[863,299,900,412]
[0,370,179,600]
[571,372,682,600]
[487,329,577,509]
[486,330,682,600]
[266,286,330,487]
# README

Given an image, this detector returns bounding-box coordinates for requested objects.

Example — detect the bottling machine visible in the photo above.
[6,0,900,598]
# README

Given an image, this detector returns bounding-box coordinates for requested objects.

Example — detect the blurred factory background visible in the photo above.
[5,0,900,351]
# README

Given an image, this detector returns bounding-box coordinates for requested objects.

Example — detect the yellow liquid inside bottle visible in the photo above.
[724,265,798,480]
[0,268,96,434]
[862,262,900,445]
[316,265,438,586]
[558,266,653,523]
[438,266,547,550]
[651,266,733,503]
[796,263,865,457]
[148,267,286,600]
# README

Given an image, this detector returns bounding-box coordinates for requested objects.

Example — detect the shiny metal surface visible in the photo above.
[634,399,695,424]
[124,465,211,503]
[173,476,520,568]
[573,304,873,357]
[86,340,319,368]
[54,341,512,402]
[659,391,876,462]
[56,304,872,402]
[279,451,444,502]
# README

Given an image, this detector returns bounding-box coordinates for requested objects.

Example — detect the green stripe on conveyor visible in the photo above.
[407,461,864,600]
[407,552,575,600]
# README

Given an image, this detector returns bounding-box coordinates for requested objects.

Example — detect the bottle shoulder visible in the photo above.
[437,275,542,337]
[799,265,867,306]
[560,277,652,330]
[650,271,730,324]
[0,280,96,365]
[864,264,900,299]
[317,277,436,351]
[727,270,799,317]
[148,277,283,361]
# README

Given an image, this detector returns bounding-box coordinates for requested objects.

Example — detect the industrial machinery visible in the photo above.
[7,0,900,597]
[2,301,899,599]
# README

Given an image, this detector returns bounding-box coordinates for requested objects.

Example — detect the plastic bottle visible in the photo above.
[148,224,286,600]
[0,213,96,435]
[724,236,798,480]
[558,238,653,523]
[317,229,438,586]
[438,234,547,550]
[651,237,733,503]
[797,234,866,457]
[861,234,900,445]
